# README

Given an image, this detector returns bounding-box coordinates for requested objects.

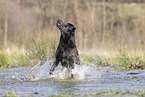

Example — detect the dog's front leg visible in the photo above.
[49,60,59,75]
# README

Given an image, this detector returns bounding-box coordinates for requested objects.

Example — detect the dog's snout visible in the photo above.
[57,19,63,23]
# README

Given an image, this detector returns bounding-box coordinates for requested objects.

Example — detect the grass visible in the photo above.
[4,91,20,97]
[0,34,58,68]
[50,89,145,97]
[1,89,145,97]
[0,47,25,68]
[0,51,9,68]
[112,47,145,70]
[0,40,145,70]
[1,90,145,97]
[0,91,33,97]
[1,2,145,50]
[0,2,145,69]
[80,46,145,70]
[100,89,145,96]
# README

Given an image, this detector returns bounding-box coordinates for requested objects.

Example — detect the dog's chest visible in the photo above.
[62,48,76,57]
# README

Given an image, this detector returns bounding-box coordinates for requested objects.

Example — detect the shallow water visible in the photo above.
[1,61,145,96]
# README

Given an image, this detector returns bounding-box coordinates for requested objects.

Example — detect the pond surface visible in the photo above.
[1,61,145,96]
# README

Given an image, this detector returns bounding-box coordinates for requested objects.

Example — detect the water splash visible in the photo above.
[24,61,50,81]
[24,60,101,81]
[55,65,88,80]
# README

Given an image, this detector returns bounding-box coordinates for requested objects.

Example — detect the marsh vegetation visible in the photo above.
[0,0,145,69]
[0,0,145,96]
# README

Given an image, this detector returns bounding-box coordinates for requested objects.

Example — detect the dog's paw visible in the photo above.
[49,72,53,75]
[71,74,73,78]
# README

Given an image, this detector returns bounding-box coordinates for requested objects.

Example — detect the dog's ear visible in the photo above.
[69,26,76,32]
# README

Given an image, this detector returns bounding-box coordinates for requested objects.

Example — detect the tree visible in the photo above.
[102,0,106,45]
[4,1,8,48]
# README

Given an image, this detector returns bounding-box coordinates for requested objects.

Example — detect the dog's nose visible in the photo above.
[57,19,62,22]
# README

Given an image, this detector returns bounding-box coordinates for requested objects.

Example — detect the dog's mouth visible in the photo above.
[56,19,63,29]
[57,23,62,28]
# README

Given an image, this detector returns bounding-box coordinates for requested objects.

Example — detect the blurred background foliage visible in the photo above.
[0,0,145,49]
[0,0,145,68]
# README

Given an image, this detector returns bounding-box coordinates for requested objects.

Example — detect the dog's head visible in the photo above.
[56,19,76,38]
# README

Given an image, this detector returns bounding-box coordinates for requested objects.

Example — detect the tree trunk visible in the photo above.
[4,12,8,48]
[102,0,106,45]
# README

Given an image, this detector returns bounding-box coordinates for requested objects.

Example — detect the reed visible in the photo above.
[0,1,145,49]
[0,1,145,69]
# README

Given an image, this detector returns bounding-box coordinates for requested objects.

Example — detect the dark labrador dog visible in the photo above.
[49,19,80,77]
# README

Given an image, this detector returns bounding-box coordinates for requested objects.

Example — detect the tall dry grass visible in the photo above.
[0,0,145,69]
[0,0,145,49]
